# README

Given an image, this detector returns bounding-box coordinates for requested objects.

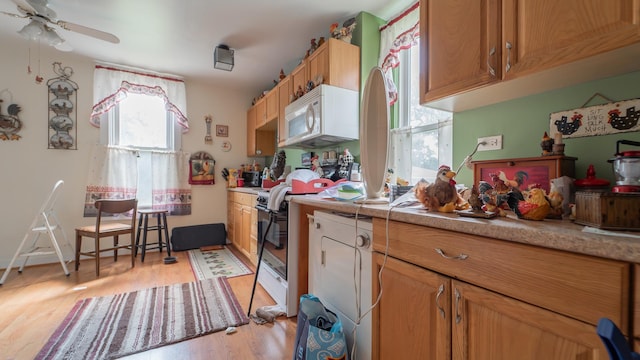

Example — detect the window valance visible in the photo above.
[378,2,420,104]
[89,64,189,132]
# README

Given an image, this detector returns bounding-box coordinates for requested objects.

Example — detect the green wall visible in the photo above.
[452,71,640,187]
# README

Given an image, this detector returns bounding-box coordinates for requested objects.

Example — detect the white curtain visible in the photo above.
[83,144,138,216]
[378,2,420,105]
[89,64,189,132]
[151,150,192,215]
[85,64,192,215]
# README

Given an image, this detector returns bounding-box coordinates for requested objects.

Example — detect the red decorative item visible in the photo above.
[574,164,610,190]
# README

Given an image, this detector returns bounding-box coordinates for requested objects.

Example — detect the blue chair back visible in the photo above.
[596,318,640,360]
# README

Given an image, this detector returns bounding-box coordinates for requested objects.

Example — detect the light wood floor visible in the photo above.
[0,246,297,360]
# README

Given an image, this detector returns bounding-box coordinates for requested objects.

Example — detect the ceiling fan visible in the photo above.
[1,0,119,46]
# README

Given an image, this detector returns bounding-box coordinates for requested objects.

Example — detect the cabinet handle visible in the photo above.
[321,250,326,266]
[487,46,496,77]
[455,288,462,324]
[435,284,446,320]
[435,248,468,260]
[505,41,512,73]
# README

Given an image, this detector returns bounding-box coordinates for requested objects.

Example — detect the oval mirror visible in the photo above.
[358,67,390,203]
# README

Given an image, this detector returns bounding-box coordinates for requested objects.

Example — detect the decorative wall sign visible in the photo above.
[204,115,212,144]
[189,151,215,185]
[216,124,228,137]
[0,89,22,141]
[47,62,78,149]
[549,96,640,140]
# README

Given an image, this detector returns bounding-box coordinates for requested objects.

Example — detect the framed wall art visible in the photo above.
[189,151,215,185]
[216,124,228,137]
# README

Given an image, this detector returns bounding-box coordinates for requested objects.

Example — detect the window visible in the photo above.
[389,38,453,185]
[102,93,182,207]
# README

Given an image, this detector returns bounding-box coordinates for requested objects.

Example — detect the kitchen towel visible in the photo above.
[267,183,291,212]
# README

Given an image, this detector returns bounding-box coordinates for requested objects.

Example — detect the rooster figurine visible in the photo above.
[416,165,466,213]
[506,187,551,221]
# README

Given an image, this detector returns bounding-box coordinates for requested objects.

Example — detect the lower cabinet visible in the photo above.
[226,192,258,265]
[371,219,625,359]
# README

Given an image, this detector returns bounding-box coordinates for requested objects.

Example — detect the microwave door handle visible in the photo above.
[305,104,315,132]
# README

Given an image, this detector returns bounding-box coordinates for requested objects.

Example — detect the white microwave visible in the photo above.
[284,84,359,148]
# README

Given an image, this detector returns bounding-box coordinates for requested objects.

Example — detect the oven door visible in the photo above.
[256,206,288,280]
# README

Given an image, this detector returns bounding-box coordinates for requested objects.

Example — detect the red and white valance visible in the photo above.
[89,64,189,132]
[378,2,420,105]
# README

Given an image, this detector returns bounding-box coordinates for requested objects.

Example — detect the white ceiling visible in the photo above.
[0,0,415,96]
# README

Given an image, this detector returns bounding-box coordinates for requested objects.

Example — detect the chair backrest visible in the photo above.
[597,317,639,360]
[94,199,138,230]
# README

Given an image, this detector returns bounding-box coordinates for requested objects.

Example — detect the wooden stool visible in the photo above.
[134,209,170,262]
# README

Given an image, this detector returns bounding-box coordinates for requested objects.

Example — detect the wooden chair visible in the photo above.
[75,199,138,277]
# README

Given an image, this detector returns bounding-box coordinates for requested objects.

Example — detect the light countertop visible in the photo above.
[227,188,640,263]
[286,194,640,263]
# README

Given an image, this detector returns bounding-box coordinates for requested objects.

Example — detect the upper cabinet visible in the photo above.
[420,0,640,111]
[307,38,360,92]
[277,76,292,147]
[248,37,360,150]
[247,105,275,157]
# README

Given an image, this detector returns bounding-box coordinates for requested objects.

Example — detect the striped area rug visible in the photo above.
[35,277,249,360]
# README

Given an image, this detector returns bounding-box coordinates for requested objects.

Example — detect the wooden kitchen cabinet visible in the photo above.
[420,0,640,110]
[290,62,307,99]
[452,280,606,359]
[277,76,292,147]
[372,253,450,360]
[254,97,266,128]
[307,38,360,92]
[246,105,276,157]
[264,89,278,126]
[227,192,258,265]
[371,218,627,359]
[420,0,500,104]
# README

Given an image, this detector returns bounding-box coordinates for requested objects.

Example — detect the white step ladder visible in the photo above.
[0,180,71,285]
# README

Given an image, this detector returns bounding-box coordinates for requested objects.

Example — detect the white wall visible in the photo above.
[0,36,253,267]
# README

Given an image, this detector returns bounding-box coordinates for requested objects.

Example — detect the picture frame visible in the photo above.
[216,124,229,137]
[189,159,216,185]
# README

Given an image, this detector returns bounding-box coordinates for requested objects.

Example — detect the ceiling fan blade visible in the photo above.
[0,10,27,19]
[10,0,36,15]
[55,20,120,44]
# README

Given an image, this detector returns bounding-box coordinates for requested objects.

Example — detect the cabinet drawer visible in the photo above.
[635,264,640,341]
[236,192,255,206]
[373,219,630,330]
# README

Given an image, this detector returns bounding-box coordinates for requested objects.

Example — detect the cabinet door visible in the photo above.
[372,253,450,360]
[277,76,291,147]
[265,89,278,124]
[307,45,329,86]
[255,98,266,128]
[420,0,500,103]
[241,205,252,259]
[246,107,257,156]
[249,207,258,265]
[452,280,606,360]
[291,62,307,98]
[226,196,235,244]
[232,202,243,252]
[502,0,640,80]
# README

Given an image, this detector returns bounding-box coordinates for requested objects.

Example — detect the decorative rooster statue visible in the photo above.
[506,187,551,221]
[416,165,467,213]
[0,100,22,141]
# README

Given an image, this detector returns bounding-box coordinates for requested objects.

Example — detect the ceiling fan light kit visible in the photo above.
[4,0,119,47]
[18,18,64,46]
[214,44,234,71]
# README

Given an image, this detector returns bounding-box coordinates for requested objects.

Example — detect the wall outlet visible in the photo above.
[477,135,502,151]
